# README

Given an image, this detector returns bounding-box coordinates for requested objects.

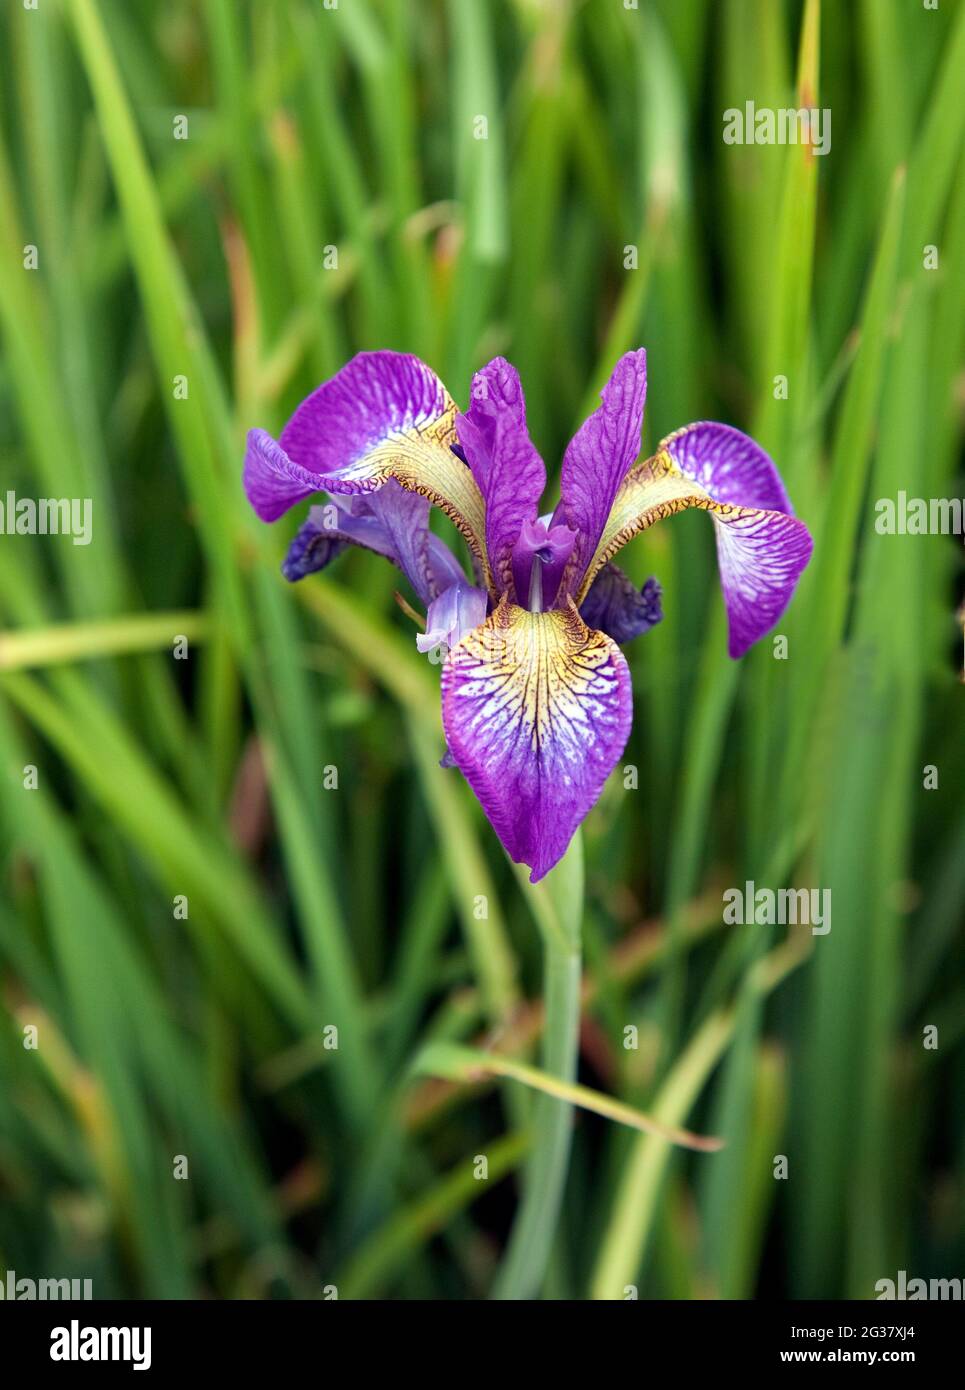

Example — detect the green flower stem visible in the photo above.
[492,832,584,1300]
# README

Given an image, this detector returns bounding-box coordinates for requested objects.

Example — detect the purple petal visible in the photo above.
[661,423,809,657]
[579,564,663,644]
[455,358,546,600]
[441,600,632,882]
[557,349,647,594]
[711,507,814,658]
[416,580,489,654]
[245,352,493,590]
[280,351,451,476]
[662,421,793,513]
[574,428,813,659]
[244,428,321,523]
[281,506,350,581]
[281,483,465,605]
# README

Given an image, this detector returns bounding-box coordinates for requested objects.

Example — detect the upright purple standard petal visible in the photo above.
[441,599,632,882]
[556,349,648,595]
[281,482,465,604]
[455,358,546,600]
[579,564,663,644]
[575,422,813,658]
[244,351,494,592]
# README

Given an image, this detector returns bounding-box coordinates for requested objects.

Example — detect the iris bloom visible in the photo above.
[244,350,812,881]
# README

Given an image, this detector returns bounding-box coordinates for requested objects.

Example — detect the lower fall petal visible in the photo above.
[576,430,813,658]
[441,599,632,882]
[244,428,321,523]
[282,352,491,588]
[244,352,495,593]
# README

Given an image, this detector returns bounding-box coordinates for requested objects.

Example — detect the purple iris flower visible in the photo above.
[244,350,813,882]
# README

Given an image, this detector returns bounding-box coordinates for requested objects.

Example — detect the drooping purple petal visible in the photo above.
[416,580,489,654]
[280,482,466,605]
[510,516,577,611]
[650,423,812,657]
[579,564,663,644]
[245,428,320,524]
[662,421,793,513]
[710,505,814,658]
[441,599,632,882]
[574,425,813,659]
[244,352,494,591]
[556,349,647,595]
[455,358,546,600]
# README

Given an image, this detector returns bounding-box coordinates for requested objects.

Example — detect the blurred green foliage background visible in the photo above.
[0,0,962,1300]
